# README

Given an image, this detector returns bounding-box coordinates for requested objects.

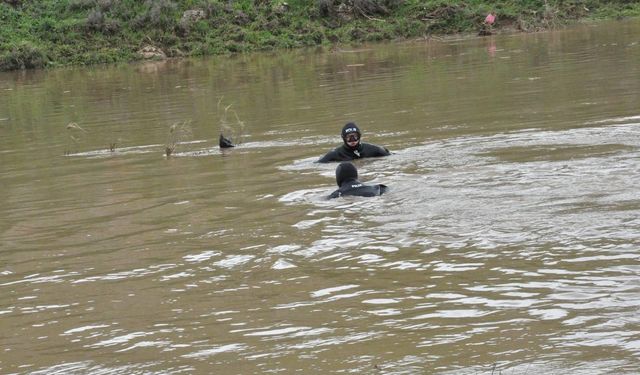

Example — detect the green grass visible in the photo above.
[0,0,638,71]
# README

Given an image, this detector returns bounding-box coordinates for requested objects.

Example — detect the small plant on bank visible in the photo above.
[0,42,49,70]
[85,7,121,34]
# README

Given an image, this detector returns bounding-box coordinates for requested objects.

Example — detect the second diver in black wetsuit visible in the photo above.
[328,161,388,199]
[318,122,390,163]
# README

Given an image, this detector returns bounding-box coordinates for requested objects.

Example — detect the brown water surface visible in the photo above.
[1,19,640,375]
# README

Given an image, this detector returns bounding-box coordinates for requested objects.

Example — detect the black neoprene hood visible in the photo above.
[335,161,358,186]
[341,122,361,140]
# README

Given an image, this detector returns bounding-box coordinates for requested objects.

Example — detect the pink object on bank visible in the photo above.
[485,13,496,25]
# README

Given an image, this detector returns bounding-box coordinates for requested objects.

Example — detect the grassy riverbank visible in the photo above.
[1,0,639,71]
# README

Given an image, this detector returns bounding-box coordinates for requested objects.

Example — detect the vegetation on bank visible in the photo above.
[1,0,639,71]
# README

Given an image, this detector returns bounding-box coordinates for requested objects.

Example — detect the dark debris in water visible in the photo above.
[219,134,235,148]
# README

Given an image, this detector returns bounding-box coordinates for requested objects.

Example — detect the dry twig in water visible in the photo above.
[165,120,193,157]
[217,97,245,146]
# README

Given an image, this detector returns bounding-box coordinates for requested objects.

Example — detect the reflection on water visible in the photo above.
[1,19,640,375]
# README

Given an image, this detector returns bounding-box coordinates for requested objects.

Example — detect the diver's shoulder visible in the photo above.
[360,142,391,156]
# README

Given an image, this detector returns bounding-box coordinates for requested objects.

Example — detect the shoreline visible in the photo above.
[1,1,638,72]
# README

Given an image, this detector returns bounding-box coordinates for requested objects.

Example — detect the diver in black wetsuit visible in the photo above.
[318,122,390,163]
[328,162,388,199]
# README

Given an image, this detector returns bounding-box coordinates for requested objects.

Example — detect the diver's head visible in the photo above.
[335,161,358,187]
[341,122,361,150]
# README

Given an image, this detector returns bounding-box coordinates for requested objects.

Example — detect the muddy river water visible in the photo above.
[1,19,639,374]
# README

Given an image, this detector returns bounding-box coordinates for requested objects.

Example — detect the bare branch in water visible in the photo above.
[66,122,87,132]
[64,122,87,155]
[217,97,245,146]
[165,120,193,157]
